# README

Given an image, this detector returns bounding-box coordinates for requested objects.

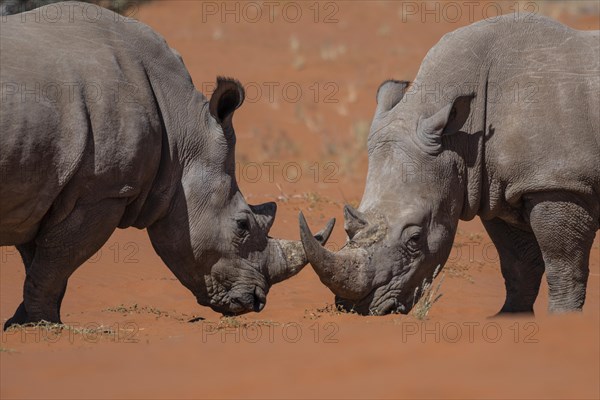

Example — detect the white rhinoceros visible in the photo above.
[0,2,333,328]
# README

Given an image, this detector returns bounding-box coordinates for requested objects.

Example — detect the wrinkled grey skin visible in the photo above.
[302,15,599,315]
[0,2,333,328]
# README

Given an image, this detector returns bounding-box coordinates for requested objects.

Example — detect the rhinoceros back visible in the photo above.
[0,2,180,245]
[481,16,600,206]
[412,14,599,214]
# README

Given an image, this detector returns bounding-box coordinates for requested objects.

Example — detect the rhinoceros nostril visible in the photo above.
[230,287,266,313]
[253,287,266,312]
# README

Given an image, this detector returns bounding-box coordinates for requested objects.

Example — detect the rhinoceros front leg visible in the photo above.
[527,192,599,313]
[5,198,126,328]
[482,218,545,314]
[4,242,37,328]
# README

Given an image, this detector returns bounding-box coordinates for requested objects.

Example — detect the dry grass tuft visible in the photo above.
[206,316,279,330]
[0,347,17,353]
[104,303,187,321]
[411,265,445,320]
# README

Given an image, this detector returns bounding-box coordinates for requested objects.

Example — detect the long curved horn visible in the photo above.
[299,212,374,300]
[267,218,335,284]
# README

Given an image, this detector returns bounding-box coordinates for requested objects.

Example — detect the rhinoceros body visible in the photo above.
[301,15,599,315]
[0,4,170,242]
[0,2,333,328]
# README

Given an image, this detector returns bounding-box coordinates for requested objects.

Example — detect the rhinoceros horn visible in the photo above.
[267,217,335,284]
[299,211,375,300]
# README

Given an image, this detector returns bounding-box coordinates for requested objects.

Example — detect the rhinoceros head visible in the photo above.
[149,77,334,315]
[301,80,472,315]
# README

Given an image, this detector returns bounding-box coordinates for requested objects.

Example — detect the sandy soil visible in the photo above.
[1,1,599,399]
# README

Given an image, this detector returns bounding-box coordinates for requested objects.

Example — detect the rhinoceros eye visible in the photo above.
[403,227,422,253]
[236,218,250,232]
[407,234,420,250]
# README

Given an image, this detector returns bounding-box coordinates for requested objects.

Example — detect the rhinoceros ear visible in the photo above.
[250,202,276,234]
[209,77,245,124]
[376,80,410,114]
[416,94,474,155]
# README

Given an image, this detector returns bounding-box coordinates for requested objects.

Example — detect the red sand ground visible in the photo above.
[1,2,599,399]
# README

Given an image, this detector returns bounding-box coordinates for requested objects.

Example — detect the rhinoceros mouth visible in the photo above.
[229,286,267,313]
[333,271,413,315]
[202,284,268,316]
